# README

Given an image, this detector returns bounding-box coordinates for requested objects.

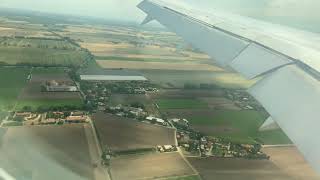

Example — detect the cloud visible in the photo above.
[264,0,320,19]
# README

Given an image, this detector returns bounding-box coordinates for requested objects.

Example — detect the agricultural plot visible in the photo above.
[140,70,254,89]
[188,110,264,143]
[0,24,57,38]
[0,67,30,110]
[154,90,290,144]
[0,38,78,50]
[164,175,201,180]
[0,46,88,66]
[92,112,176,151]
[156,99,208,110]
[96,60,221,71]
[109,94,150,106]
[187,157,293,180]
[110,152,196,180]
[18,71,83,110]
[0,125,94,180]
[262,147,320,180]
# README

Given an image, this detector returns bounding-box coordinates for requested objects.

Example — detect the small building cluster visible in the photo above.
[145,116,167,126]
[225,89,261,110]
[106,104,147,119]
[44,80,78,92]
[157,145,177,153]
[11,111,89,126]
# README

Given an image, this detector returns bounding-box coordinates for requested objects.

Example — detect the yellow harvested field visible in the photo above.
[97,60,223,71]
[0,27,14,31]
[181,51,211,59]
[81,42,210,61]
[124,54,206,61]
[65,26,106,33]
[263,146,320,180]
[80,42,133,53]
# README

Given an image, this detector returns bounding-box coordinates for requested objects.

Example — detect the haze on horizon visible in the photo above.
[1,0,320,32]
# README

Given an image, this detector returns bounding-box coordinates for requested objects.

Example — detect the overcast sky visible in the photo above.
[1,0,319,32]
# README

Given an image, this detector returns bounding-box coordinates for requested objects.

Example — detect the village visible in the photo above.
[0,69,270,169]
[1,110,89,126]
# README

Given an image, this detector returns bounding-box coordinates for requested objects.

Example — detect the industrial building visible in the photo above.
[45,80,78,92]
[79,69,148,81]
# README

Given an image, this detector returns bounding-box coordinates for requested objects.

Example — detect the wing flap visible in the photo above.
[230,43,293,79]
[249,65,320,172]
[138,0,320,174]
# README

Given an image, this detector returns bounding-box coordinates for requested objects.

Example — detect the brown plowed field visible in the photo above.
[92,112,176,151]
[187,157,294,180]
[110,152,196,180]
[0,125,94,180]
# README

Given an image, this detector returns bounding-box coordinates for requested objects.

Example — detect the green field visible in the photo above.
[189,110,291,144]
[257,130,292,145]
[0,47,88,66]
[157,99,208,109]
[189,110,263,142]
[0,67,30,110]
[31,67,68,76]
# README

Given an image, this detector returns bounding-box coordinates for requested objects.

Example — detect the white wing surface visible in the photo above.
[138,0,320,173]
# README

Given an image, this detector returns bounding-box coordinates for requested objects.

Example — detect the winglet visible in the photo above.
[141,15,154,25]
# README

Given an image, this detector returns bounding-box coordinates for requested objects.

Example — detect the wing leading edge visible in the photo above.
[138,0,320,173]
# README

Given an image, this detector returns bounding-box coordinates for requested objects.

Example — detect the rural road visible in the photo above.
[84,123,111,180]
[177,148,199,176]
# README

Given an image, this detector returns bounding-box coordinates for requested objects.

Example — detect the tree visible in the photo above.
[130,102,145,109]
[22,106,32,112]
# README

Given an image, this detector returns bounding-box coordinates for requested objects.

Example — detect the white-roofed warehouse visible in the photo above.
[79,69,148,81]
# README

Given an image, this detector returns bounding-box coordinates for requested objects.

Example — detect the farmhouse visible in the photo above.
[15,112,32,118]
[65,116,87,123]
[45,80,78,92]
[80,69,148,81]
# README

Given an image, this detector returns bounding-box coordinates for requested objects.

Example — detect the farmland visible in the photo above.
[262,147,320,180]
[140,70,255,89]
[164,175,201,180]
[187,157,294,180]
[92,112,176,152]
[152,89,291,144]
[188,110,264,143]
[96,60,222,71]
[156,99,208,109]
[110,152,196,180]
[0,22,89,67]
[0,46,88,66]
[0,125,95,180]
[18,69,83,111]
[0,67,30,110]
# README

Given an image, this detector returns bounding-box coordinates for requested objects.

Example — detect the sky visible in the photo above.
[1,0,320,32]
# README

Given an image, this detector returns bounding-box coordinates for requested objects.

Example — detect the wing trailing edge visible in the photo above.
[138,0,320,173]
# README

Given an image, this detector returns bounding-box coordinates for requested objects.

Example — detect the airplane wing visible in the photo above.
[138,0,320,173]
